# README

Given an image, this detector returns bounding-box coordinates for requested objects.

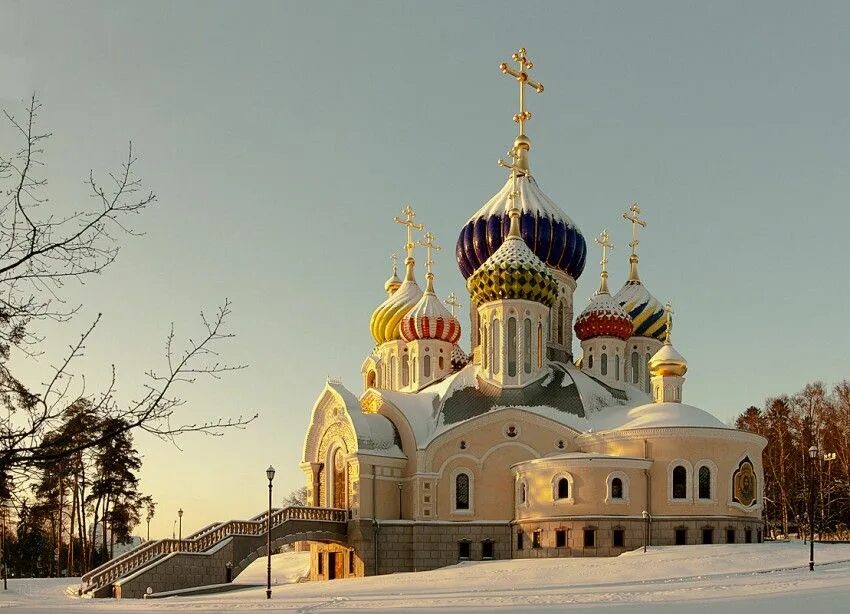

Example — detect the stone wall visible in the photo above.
[112,519,346,599]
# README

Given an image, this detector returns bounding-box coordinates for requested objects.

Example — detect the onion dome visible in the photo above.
[467,233,558,307]
[614,203,667,340]
[400,275,461,344]
[614,280,667,340]
[575,293,633,341]
[384,254,401,297]
[649,342,688,377]
[370,264,422,344]
[450,345,469,371]
[456,172,586,281]
[575,229,632,341]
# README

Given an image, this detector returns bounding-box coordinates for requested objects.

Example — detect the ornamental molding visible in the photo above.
[578,426,767,447]
[513,456,652,472]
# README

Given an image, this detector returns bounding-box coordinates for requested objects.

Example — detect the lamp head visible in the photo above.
[266,465,276,482]
[178,508,183,518]
[808,445,819,459]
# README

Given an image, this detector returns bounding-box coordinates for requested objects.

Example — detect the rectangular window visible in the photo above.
[482,540,494,559]
[555,529,567,548]
[517,531,524,550]
[745,529,752,544]
[675,528,687,545]
[583,529,595,548]
[349,550,355,575]
[532,529,542,549]
[458,541,471,560]
[702,528,713,545]
[317,552,324,575]
[613,529,625,548]
[726,529,736,544]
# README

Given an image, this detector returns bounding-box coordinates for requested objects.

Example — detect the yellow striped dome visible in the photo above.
[370,262,422,344]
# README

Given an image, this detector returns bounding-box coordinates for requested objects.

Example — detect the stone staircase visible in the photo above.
[80,506,348,599]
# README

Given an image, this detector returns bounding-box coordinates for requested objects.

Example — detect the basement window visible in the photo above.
[458,541,471,560]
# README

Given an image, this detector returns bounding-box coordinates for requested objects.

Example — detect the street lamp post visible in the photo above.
[178,508,183,550]
[808,444,818,572]
[146,511,153,542]
[641,511,650,553]
[266,465,276,600]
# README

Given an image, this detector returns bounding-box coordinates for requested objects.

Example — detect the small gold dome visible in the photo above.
[648,342,688,378]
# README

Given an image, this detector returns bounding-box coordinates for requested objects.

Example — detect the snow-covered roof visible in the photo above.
[326,382,406,457]
[588,402,728,432]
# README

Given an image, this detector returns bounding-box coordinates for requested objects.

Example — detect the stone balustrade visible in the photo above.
[81,506,347,595]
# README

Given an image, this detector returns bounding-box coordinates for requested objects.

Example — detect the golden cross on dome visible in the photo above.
[595,229,614,294]
[446,292,461,317]
[500,48,544,137]
[393,205,424,259]
[664,302,674,342]
[419,231,441,275]
[623,202,647,258]
[390,253,398,274]
[498,148,523,237]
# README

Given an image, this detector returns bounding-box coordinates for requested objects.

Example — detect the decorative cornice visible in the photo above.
[579,426,767,447]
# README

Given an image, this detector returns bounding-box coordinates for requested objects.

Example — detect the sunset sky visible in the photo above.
[2,0,848,538]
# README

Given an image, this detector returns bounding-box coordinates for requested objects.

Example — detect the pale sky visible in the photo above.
[2,1,848,539]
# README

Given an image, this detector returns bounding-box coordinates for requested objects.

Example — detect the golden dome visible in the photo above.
[370,257,422,345]
[648,340,688,377]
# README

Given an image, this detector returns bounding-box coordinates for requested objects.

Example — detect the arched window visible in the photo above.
[557,478,569,499]
[557,302,565,344]
[507,317,517,377]
[401,354,410,387]
[698,466,711,500]
[588,354,593,369]
[537,323,543,368]
[455,473,470,510]
[601,353,608,376]
[438,356,444,371]
[523,318,532,374]
[645,353,652,393]
[366,370,376,388]
[611,477,623,499]
[673,465,687,499]
[332,449,346,509]
[631,352,640,384]
[413,357,418,383]
[615,354,620,381]
[520,481,527,504]
[424,355,431,378]
[491,319,500,374]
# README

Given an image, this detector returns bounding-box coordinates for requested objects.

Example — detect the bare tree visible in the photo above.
[0,95,255,482]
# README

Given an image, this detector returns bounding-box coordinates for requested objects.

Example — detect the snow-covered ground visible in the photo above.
[1,542,849,612]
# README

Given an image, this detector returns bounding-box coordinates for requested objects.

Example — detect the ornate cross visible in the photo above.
[664,302,674,342]
[623,202,647,257]
[390,253,398,275]
[595,229,614,273]
[500,48,544,137]
[393,205,424,258]
[446,292,461,317]
[418,231,441,275]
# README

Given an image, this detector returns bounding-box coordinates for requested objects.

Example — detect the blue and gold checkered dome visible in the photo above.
[613,280,668,340]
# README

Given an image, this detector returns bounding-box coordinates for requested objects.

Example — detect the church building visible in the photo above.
[300,49,766,581]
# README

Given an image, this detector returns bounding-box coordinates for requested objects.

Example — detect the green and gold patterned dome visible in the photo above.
[467,234,558,307]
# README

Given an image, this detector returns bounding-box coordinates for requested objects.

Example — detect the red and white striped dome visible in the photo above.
[400,276,461,344]
[574,291,633,341]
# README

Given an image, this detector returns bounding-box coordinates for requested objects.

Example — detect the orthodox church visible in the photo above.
[300,49,766,581]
